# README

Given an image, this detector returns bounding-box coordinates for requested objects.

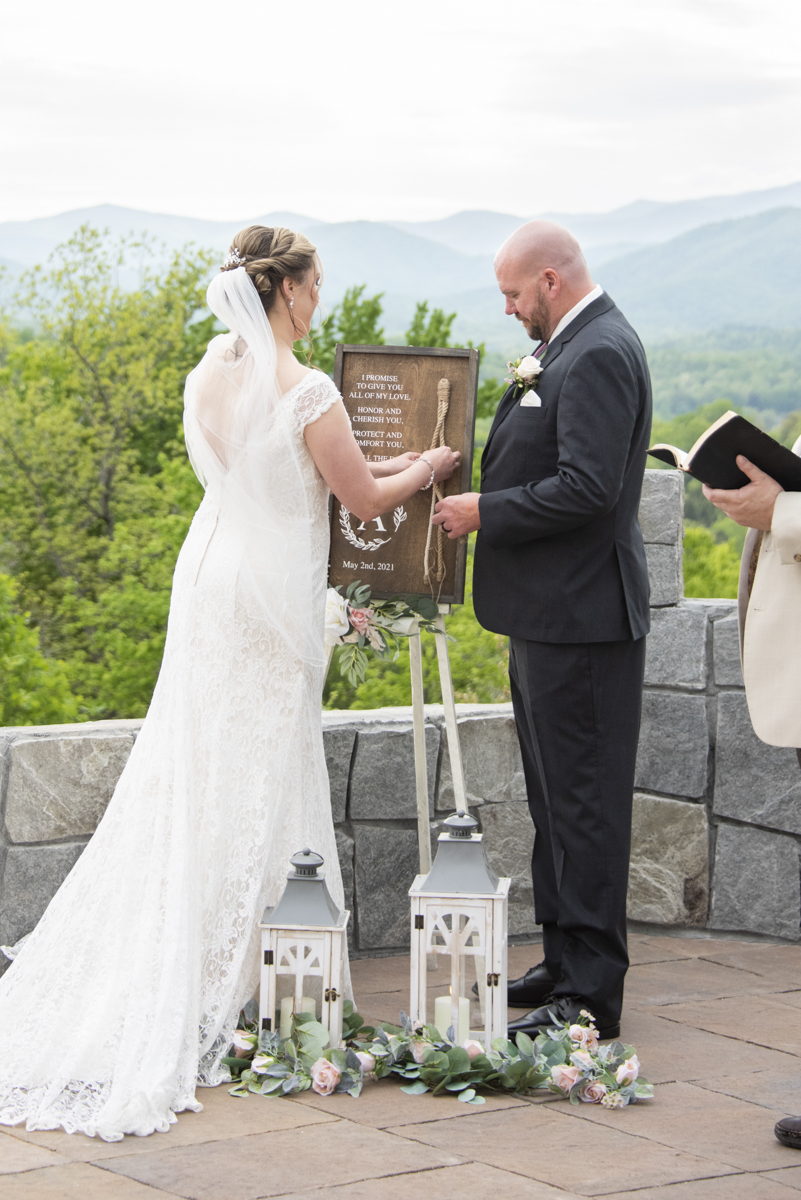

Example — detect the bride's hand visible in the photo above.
[426,445,461,483]
[367,452,420,478]
[387,452,421,475]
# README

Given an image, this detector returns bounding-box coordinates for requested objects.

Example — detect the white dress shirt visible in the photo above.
[548,284,604,345]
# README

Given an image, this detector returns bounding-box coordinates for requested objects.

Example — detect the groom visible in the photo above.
[433,221,652,1039]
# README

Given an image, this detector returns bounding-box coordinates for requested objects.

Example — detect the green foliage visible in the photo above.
[299,284,385,375]
[228,1001,653,1109]
[404,301,457,347]
[0,228,210,717]
[647,328,801,424]
[324,541,509,710]
[0,574,78,725]
[476,377,506,420]
[683,524,741,599]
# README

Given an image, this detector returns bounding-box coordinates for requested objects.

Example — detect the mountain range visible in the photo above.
[2,181,800,352]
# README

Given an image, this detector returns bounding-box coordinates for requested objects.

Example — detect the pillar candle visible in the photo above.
[279,995,316,1039]
[434,994,469,1042]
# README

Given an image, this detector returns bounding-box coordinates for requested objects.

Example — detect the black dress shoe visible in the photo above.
[471,959,558,1005]
[775,1116,801,1148]
[507,994,620,1042]
[507,961,558,1009]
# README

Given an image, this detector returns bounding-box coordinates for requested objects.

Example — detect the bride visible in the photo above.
[0,225,460,1141]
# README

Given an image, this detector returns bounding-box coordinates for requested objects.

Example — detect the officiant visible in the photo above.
[702,450,801,1151]
[432,221,652,1040]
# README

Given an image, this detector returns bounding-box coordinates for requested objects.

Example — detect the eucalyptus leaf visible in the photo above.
[400,1081,429,1095]
[458,1087,477,1102]
[515,1032,535,1058]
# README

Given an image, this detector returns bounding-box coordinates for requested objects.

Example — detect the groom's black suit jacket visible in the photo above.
[473,294,652,643]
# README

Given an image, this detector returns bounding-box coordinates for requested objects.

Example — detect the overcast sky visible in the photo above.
[2,0,799,225]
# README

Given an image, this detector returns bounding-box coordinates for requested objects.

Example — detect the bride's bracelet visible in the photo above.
[417,455,435,491]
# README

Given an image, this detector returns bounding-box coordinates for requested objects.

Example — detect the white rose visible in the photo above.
[324,589,350,646]
[517,355,543,383]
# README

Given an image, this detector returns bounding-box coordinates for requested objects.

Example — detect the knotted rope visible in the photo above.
[423,378,451,596]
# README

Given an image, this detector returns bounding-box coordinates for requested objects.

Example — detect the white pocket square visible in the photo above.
[519,394,541,407]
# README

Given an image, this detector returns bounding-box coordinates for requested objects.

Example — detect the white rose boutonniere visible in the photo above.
[505,354,544,406]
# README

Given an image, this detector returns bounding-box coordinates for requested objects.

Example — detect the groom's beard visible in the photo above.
[517,287,551,343]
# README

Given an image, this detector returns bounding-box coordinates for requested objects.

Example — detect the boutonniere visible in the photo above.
[505,354,544,406]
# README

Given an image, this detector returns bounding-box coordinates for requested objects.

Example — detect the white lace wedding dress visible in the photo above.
[0,277,349,1141]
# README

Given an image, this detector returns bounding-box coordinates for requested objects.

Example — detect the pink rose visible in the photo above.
[570,1049,595,1073]
[580,1081,608,1104]
[462,1039,485,1060]
[348,606,372,634]
[355,1051,376,1073]
[569,1023,599,1051]
[410,1038,433,1064]
[550,1064,581,1094]
[310,1057,341,1096]
[616,1055,640,1086]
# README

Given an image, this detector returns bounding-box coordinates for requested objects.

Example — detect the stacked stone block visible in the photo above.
[2,470,800,969]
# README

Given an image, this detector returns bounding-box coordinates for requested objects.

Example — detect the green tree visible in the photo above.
[299,285,385,375]
[682,524,741,599]
[0,228,211,716]
[0,574,78,725]
[404,301,457,348]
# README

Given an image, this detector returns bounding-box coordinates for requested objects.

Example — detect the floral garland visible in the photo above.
[325,581,441,687]
[225,1001,653,1109]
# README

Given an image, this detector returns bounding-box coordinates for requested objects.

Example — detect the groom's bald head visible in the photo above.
[495,220,594,343]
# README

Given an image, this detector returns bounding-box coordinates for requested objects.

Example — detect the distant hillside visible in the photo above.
[2,194,801,354]
[545,181,801,263]
[598,208,801,337]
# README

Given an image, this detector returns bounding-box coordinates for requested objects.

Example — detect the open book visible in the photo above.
[648,410,801,491]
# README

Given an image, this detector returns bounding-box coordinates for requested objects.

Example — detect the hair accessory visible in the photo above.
[418,455,435,491]
[222,247,246,269]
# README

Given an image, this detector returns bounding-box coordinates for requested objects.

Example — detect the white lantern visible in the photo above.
[409,811,509,1051]
[258,848,349,1046]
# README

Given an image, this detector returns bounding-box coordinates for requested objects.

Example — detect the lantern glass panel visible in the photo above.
[426,904,490,1041]
[272,934,326,1037]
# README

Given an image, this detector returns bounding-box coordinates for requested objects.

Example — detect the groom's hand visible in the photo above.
[432,493,482,539]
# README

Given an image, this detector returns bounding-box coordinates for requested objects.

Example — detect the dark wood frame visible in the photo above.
[331,344,479,605]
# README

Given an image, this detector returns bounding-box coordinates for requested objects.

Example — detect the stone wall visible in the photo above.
[2,470,800,972]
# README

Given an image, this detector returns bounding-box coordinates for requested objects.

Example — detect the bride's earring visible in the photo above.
[289,297,294,309]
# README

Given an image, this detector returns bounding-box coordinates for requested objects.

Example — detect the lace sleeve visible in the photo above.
[289,374,343,434]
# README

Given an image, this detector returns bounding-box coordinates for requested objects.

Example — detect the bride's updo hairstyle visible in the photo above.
[221,225,319,317]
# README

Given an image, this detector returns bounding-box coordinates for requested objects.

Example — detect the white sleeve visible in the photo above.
[770,491,801,565]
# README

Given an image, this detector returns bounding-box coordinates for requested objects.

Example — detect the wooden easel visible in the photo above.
[326,604,468,874]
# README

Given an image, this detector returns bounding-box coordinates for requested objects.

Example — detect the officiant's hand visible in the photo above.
[432,493,482,539]
[702,456,783,531]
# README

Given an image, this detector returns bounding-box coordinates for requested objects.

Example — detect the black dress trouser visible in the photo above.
[508,635,647,1024]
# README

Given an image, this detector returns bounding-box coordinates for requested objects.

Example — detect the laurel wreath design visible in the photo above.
[339,504,405,552]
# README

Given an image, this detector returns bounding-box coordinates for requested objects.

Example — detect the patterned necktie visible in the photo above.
[534,341,548,360]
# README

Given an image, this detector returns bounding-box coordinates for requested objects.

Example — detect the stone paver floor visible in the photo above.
[3,931,801,1198]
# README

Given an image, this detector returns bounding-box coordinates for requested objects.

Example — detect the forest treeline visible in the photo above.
[0,229,798,723]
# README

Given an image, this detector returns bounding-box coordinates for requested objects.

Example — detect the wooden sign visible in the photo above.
[329,345,479,605]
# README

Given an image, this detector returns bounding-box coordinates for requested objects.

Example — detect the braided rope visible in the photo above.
[423,378,451,595]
